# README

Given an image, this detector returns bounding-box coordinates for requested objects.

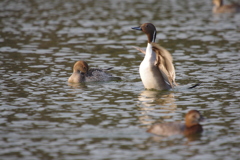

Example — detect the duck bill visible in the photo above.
[132,26,142,31]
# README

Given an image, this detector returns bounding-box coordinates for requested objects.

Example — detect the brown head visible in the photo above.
[68,61,89,83]
[212,0,223,7]
[73,61,89,74]
[132,23,157,43]
[185,110,204,128]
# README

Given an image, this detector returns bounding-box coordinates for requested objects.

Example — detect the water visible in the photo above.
[0,0,240,159]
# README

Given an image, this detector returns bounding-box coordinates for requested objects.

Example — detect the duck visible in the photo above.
[147,110,204,136]
[68,60,121,83]
[212,0,240,13]
[132,23,177,90]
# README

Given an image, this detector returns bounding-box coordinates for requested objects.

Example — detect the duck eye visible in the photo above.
[191,115,196,119]
[193,114,199,119]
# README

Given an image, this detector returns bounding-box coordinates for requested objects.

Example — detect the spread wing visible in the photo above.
[152,43,177,88]
[132,46,146,54]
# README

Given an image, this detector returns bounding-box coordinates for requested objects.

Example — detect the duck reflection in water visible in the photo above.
[138,90,177,126]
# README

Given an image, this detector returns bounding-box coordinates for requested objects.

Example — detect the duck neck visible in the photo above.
[184,124,203,135]
[145,43,156,62]
[185,120,198,128]
[147,31,156,43]
[219,0,223,6]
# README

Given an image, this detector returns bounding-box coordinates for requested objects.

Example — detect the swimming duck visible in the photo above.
[212,0,240,13]
[132,23,177,90]
[147,110,204,136]
[68,60,121,83]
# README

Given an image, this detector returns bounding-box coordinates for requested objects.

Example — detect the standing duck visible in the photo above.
[147,110,204,136]
[132,23,177,90]
[212,0,240,13]
[68,60,121,83]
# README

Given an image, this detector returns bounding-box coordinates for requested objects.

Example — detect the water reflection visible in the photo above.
[68,82,88,89]
[138,90,176,108]
[146,133,202,144]
[138,90,177,127]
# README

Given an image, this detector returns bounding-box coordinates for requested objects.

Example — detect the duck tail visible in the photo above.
[105,67,113,70]
[188,82,202,89]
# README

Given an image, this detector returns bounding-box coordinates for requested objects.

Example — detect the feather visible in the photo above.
[151,43,177,87]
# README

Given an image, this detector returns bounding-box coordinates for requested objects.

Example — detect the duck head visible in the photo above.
[132,23,157,43]
[68,61,89,83]
[212,0,223,7]
[185,110,204,128]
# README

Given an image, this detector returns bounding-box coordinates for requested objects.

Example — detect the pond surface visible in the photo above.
[0,0,240,159]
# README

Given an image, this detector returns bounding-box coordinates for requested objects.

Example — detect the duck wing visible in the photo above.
[132,46,146,54]
[152,43,177,88]
[88,68,121,81]
[88,68,112,76]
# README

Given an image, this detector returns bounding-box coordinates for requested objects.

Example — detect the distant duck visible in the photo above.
[147,110,204,136]
[132,23,177,90]
[212,0,240,13]
[68,60,121,83]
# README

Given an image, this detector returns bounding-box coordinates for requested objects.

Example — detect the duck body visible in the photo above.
[147,110,204,136]
[68,61,120,83]
[212,0,240,13]
[147,121,203,136]
[132,23,177,90]
[139,43,172,90]
[147,122,185,136]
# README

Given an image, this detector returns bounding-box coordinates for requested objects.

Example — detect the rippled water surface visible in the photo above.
[0,0,240,159]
